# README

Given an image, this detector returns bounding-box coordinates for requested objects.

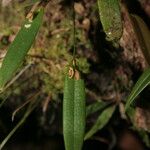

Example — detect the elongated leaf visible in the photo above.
[131,15,150,65]
[84,105,116,140]
[125,68,150,110]
[63,76,74,149]
[97,0,123,41]
[63,69,86,150]
[86,100,110,117]
[0,9,44,90]
[74,78,86,150]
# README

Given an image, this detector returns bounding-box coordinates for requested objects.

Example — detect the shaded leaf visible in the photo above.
[126,106,136,125]
[125,68,150,110]
[86,100,110,117]
[131,15,150,65]
[84,105,116,140]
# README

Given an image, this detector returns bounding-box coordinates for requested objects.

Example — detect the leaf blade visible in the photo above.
[97,0,123,41]
[84,105,116,140]
[125,68,150,110]
[63,69,86,150]
[63,76,74,150]
[86,100,109,117]
[0,9,44,90]
[131,15,150,65]
[74,79,86,150]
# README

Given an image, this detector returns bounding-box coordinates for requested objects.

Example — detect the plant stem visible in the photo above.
[72,0,76,59]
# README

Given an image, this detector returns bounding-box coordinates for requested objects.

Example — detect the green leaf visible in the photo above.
[63,69,86,150]
[74,78,86,150]
[63,76,74,150]
[97,0,123,41]
[125,68,150,110]
[131,15,150,65]
[0,9,44,90]
[126,106,136,125]
[86,100,110,117]
[84,105,116,140]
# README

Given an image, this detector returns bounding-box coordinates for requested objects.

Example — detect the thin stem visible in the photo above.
[72,0,76,59]
[12,92,40,122]
[1,64,32,93]
[0,95,40,150]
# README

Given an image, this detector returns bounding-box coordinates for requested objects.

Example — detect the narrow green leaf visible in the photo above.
[97,0,123,41]
[125,68,150,110]
[0,9,44,90]
[86,100,109,117]
[74,79,86,150]
[63,69,86,150]
[84,105,116,140]
[63,76,74,149]
[131,15,150,65]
